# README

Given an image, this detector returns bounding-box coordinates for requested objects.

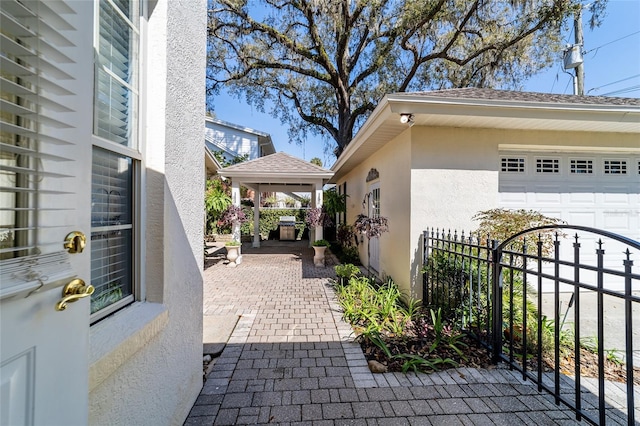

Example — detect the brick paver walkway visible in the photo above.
[185,241,588,425]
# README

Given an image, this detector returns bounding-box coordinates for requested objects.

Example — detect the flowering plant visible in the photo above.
[218,205,249,228]
[354,214,389,239]
[304,207,332,228]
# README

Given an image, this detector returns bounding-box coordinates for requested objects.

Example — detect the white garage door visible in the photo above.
[499,152,640,292]
[499,152,640,242]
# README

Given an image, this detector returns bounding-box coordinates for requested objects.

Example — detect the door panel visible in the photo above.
[0,1,94,424]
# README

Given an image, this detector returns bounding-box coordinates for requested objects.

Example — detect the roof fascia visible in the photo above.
[386,93,640,116]
[220,171,334,180]
[205,116,271,138]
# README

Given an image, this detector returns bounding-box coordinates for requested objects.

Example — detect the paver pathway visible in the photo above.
[185,241,599,425]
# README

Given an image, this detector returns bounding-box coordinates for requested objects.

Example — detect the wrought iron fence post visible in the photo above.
[491,239,502,363]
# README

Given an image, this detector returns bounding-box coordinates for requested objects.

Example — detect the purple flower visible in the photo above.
[219,205,249,227]
[354,214,389,239]
[305,207,333,228]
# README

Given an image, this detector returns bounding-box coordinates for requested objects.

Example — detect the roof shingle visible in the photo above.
[403,88,640,106]
[220,152,331,175]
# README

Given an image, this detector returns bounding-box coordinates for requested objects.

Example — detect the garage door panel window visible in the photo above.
[570,159,593,174]
[535,158,560,174]
[501,157,525,173]
[604,159,627,175]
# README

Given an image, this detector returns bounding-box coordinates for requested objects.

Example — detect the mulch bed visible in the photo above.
[359,331,640,385]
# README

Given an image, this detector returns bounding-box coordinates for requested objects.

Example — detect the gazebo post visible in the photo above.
[314,180,324,242]
[252,186,260,247]
[231,181,241,244]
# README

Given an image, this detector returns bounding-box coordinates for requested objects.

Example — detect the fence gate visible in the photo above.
[423,225,640,425]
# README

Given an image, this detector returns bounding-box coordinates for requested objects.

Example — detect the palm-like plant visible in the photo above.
[205,179,231,234]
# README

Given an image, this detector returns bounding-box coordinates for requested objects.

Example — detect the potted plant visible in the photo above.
[219,205,249,266]
[224,240,242,267]
[312,239,331,267]
[354,192,389,275]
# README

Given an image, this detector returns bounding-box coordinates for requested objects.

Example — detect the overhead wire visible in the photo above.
[584,31,640,57]
[587,74,640,93]
[601,85,640,96]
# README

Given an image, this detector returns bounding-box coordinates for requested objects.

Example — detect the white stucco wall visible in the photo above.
[88,0,205,424]
[339,124,640,300]
[408,126,640,299]
[339,131,413,295]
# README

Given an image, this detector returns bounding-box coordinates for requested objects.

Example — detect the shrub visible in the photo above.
[335,263,360,285]
[204,179,231,234]
[473,208,565,259]
[336,223,357,248]
[240,209,307,239]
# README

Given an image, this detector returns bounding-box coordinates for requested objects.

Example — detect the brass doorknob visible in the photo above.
[55,278,94,311]
[64,231,86,254]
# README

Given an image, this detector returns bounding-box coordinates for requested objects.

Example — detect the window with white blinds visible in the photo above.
[90,0,139,319]
[90,148,133,315]
[94,0,139,148]
[0,0,77,300]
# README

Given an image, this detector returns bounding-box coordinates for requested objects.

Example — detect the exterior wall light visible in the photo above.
[399,113,414,124]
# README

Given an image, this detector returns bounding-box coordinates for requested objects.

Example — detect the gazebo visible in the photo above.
[219,152,335,248]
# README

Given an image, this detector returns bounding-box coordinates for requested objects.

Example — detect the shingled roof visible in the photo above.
[219,152,334,190]
[405,88,640,106]
[221,152,331,175]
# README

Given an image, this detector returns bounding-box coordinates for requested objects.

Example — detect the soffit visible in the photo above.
[331,91,640,182]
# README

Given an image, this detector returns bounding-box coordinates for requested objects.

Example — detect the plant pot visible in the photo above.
[313,246,326,267]
[226,245,242,267]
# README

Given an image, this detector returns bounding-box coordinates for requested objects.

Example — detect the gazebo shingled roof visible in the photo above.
[219,152,334,248]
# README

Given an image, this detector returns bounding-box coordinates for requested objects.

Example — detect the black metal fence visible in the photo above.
[423,226,640,425]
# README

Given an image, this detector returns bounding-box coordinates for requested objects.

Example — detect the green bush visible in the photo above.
[240,208,307,239]
[335,263,361,285]
[335,263,360,279]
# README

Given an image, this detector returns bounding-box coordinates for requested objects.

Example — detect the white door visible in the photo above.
[1,1,93,424]
[499,152,640,290]
[369,183,381,273]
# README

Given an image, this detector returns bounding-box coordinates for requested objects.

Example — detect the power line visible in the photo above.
[562,75,573,95]
[585,31,640,56]
[601,85,640,96]
[587,74,640,94]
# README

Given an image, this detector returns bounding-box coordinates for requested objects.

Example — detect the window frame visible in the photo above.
[90,0,143,323]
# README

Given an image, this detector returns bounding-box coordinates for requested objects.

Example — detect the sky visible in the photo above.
[209,0,640,169]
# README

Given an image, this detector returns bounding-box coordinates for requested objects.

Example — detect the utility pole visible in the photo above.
[574,7,585,95]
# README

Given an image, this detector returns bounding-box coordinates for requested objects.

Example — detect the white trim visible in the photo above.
[205,116,270,138]
[498,144,640,154]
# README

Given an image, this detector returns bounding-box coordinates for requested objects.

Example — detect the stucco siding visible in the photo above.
[339,131,413,295]
[409,127,499,299]
[88,0,206,424]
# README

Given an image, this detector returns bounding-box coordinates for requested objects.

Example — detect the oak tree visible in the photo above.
[207,0,605,155]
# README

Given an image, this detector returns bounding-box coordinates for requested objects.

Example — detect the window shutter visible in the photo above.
[0,0,77,300]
